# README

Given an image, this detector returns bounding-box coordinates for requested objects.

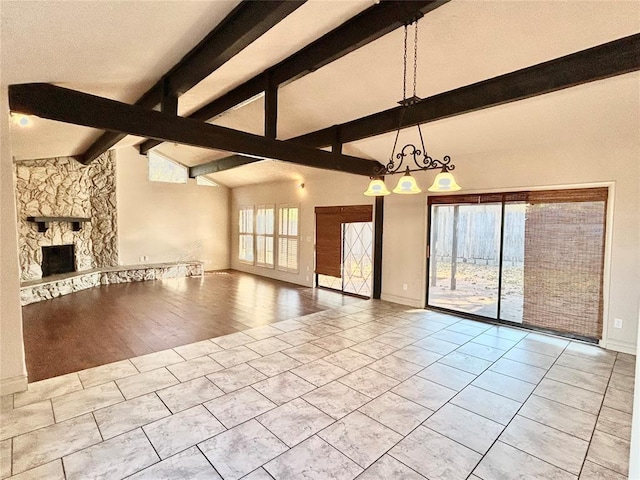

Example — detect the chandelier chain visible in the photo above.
[378,17,456,178]
[413,21,418,98]
[402,25,408,101]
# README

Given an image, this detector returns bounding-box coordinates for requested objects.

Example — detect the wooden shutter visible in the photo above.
[315,207,342,277]
[341,205,373,223]
[315,205,373,277]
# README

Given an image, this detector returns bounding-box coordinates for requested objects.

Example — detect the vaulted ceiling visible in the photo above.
[2,0,639,187]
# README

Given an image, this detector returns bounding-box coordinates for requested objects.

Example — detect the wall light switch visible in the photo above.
[614,318,623,329]
[402,283,408,291]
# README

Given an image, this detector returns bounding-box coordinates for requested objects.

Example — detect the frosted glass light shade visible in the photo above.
[428,171,461,192]
[363,178,391,196]
[392,171,421,194]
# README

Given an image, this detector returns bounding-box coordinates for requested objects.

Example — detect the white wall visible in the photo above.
[231,172,377,286]
[116,147,230,270]
[0,86,27,394]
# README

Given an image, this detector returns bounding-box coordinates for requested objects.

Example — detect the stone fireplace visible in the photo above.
[15,152,118,281]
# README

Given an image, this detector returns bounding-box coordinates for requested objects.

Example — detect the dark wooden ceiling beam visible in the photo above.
[138,0,449,154]
[265,73,278,139]
[80,0,305,164]
[190,33,640,177]
[9,83,384,177]
[190,156,263,178]
[295,33,640,147]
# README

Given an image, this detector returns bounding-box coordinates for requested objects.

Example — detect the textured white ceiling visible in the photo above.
[1,0,240,159]
[3,0,639,187]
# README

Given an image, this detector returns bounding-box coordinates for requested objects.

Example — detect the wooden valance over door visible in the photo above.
[315,205,372,277]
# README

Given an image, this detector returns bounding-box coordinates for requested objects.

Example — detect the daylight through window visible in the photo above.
[256,205,275,268]
[238,206,254,263]
[278,205,299,272]
[148,151,188,184]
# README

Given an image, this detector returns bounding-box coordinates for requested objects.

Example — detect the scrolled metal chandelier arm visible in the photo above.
[384,140,455,175]
[421,154,455,172]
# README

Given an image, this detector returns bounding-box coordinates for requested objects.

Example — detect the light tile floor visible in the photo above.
[0,300,636,479]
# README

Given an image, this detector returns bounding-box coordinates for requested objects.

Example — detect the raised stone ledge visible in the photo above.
[20,261,204,306]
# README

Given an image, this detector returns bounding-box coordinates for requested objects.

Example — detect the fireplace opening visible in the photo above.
[42,244,75,277]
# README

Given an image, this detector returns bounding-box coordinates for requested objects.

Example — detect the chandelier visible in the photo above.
[364,19,461,196]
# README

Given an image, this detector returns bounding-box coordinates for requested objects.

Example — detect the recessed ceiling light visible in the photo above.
[10,113,32,128]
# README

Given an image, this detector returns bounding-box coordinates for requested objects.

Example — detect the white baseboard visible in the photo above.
[601,339,637,355]
[0,374,28,396]
[380,293,423,309]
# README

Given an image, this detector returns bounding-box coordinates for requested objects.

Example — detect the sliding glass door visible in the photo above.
[427,188,607,341]
[428,203,502,319]
[499,202,526,323]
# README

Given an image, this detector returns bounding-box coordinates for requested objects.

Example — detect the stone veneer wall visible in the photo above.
[15,152,118,281]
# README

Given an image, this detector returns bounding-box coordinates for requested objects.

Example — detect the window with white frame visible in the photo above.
[255,205,275,267]
[238,206,254,264]
[148,151,188,184]
[278,205,299,272]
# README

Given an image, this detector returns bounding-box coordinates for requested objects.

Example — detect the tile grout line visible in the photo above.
[489,336,627,477]
[138,426,163,474]
[9,437,13,479]
[195,442,225,480]
[60,449,67,480]
[231,328,425,476]
[578,350,631,478]
[440,331,588,476]
[409,341,531,476]
[467,339,578,478]
[333,319,516,478]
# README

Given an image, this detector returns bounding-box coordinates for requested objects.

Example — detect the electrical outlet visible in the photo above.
[402,283,408,291]
[614,318,623,329]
